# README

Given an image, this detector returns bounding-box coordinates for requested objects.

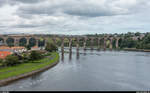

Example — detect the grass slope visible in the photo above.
[0,52,59,80]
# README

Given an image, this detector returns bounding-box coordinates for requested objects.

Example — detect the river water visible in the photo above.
[0,48,150,91]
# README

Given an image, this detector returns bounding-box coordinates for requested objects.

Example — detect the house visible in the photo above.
[0,51,12,59]
[0,46,27,59]
[140,34,145,40]
[0,46,27,53]
[11,46,27,53]
[31,46,41,50]
[132,36,138,40]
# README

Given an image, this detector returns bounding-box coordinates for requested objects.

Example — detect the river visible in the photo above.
[0,48,150,91]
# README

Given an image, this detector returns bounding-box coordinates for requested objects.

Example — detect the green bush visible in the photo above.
[0,59,3,66]
[29,51,43,61]
[22,53,30,62]
[45,42,58,52]
[4,55,19,66]
[136,42,143,49]
[26,45,31,50]
[143,43,150,49]
[119,38,137,49]
[0,59,3,63]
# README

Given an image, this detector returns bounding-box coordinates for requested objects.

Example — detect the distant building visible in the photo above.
[31,46,41,50]
[132,36,138,40]
[0,51,12,59]
[0,46,27,59]
[0,46,27,54]
[140,34,145,40]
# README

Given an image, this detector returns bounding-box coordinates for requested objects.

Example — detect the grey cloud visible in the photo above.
[15,0,131,18]
[2,0,150,18]
[14,24,42,28]
[0,25,7,28]
[0,0,18,7]
[18,5,55,15]
[14,0,42,4]
[16,0,150,18]
[0,0,44,8]
[0,0,8,7]
[16,13,34,19]
[0,0,150,35]
[64,7,117,17]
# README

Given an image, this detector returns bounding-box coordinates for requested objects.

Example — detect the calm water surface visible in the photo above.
[0,48,150,91]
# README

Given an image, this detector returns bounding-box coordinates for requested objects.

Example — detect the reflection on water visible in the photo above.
[1,48,150,91]
[61,51,64,62]
[69,51,72,61]
[61,48,80,62]
[76,50,79,60]
[83,49,86,56]
[31,72,43,80]
[61,48,105,62]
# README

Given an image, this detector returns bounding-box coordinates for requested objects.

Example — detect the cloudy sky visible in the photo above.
[0,0,150,35]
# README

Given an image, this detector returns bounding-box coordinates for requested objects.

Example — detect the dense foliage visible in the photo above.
[86,32,150,49]
[4,55,19,66]
[29,51,43,61]
[0,59,3,66]
[118,33,150,49]
[0,50,47,67]
[45,42,58,52]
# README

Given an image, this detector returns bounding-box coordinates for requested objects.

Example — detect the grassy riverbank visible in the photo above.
[123,48,150,52]
[0,52,59,81]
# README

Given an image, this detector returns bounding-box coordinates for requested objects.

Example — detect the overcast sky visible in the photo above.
[0,0,150,35]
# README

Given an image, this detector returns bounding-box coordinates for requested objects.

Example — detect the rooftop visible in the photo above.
[0,51,12,59]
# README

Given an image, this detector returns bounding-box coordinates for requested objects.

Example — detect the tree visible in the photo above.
[38,38,45,47]
[135,32,140,36]
[136,42,143,49]
[45,42,58,52]
[29,51,43,61]
[139,33,150,49]
[127,39,137,48]
[26,44,31,50]
[22,53,30,61]
[119,38,137,49]
[143,34,150,44]
[0,59,3,66]
[143,44,150,49]
[4,55,19,66]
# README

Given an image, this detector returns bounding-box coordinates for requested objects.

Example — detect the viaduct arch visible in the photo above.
[0,34,137,51]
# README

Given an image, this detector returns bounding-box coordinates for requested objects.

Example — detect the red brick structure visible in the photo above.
[0,51,12,59]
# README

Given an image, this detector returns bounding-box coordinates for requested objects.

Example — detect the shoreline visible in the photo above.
[62,47,150,52]
[0,54,59,87]
[123,48,150,52]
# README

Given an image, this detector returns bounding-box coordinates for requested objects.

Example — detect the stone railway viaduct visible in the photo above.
[0,34,123,51]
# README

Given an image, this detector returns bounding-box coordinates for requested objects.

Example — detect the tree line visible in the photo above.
[89,32,150,49]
